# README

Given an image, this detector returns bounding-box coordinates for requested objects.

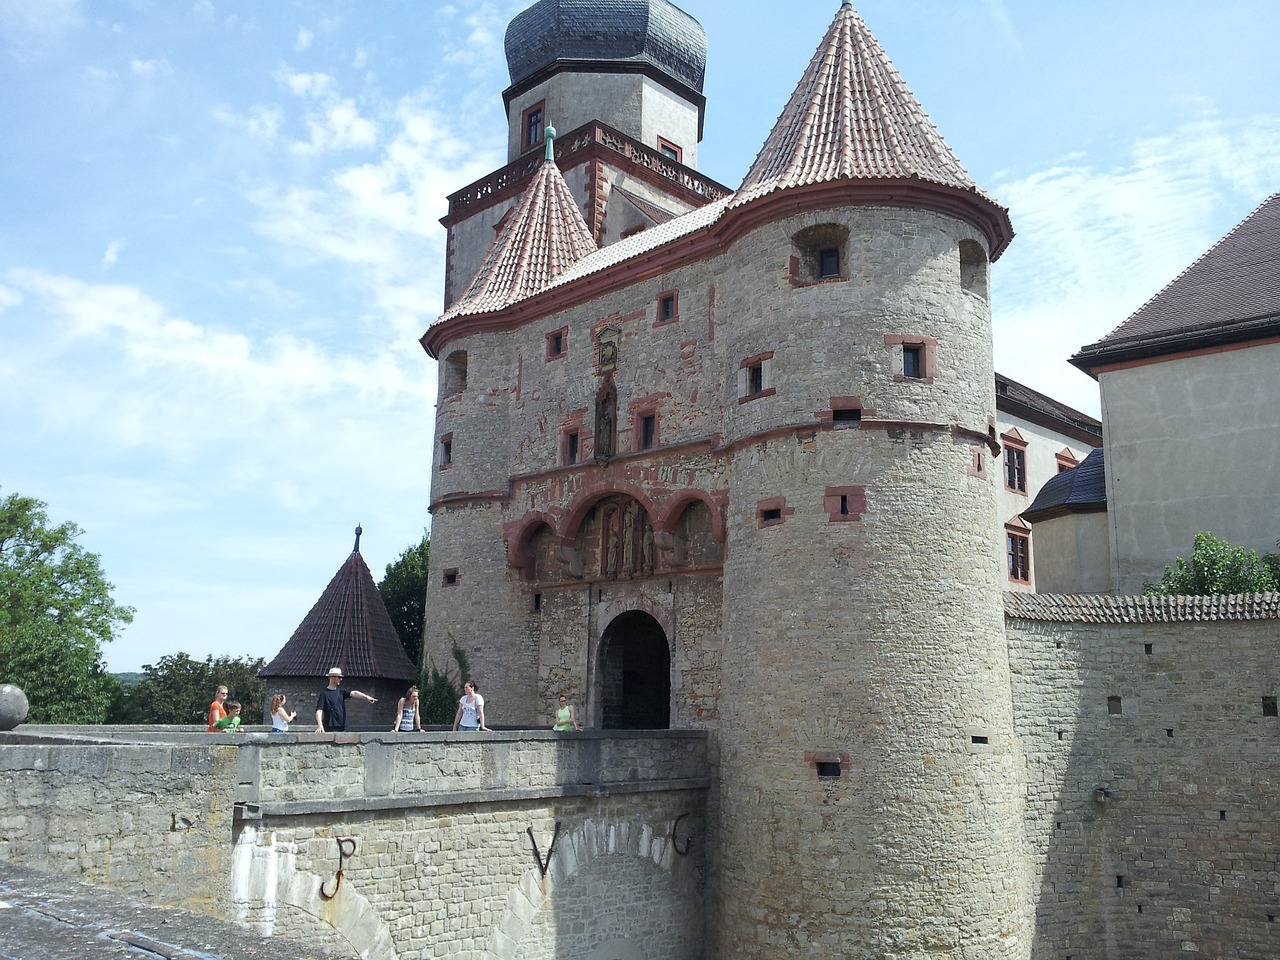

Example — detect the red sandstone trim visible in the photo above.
[824,486,867,523]
[756,496,793,529]
[654,289,680,327]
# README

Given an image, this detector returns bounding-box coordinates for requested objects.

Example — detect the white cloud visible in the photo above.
[991,116,1280,415]
[0,283,21,313]
[211,103,283,141]
[294,27,313,52]
[2,266,431,466]
[101,238,123,268]
[293,97,378,154]
[130,57,172,77]
[980,0,1022,54]
[0,0,84,51]
[281,68,334,99]
[191,0,214,24]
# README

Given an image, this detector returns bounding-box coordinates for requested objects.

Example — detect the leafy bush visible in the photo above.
[1144,532,1280,596]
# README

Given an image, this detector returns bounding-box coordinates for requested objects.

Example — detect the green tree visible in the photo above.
[378,531,429,669]
[421,643,468,725]
[1144,532,1280,596]
[0,491,134,723]
[127,652,266,725]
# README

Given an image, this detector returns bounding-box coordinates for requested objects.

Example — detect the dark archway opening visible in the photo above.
[598,611,670,730]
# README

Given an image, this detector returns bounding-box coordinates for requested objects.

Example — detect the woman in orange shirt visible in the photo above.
[206,686,228,731]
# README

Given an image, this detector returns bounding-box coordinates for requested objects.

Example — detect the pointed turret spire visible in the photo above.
[443,124,598,319]
[736,2,1010,257]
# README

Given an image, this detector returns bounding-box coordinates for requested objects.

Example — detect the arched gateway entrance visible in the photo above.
[598,611,670,729]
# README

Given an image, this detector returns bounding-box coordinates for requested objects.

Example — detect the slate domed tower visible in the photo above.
[713,5,1028,957]
[440,0,728,309]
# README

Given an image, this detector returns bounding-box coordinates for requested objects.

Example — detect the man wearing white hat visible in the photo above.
[314,667,378,733]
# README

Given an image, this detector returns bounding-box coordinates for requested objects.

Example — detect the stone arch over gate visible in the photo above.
[231,826,397,960]
[483,816,702,960]
[591,598,674,730]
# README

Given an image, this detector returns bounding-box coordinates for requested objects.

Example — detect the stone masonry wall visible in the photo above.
[0,729,708,960]
[1008,614,1280,959]
[0,737,240,912]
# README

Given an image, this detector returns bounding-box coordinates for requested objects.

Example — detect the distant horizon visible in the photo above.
[2,0,1277,670]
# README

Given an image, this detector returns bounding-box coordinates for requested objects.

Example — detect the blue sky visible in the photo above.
[2,0,1278,672]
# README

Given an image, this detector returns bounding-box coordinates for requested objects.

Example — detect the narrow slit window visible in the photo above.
[659,294,676,322]
[639,414,657,451]
[565,431,579,465]
[818,248,840,278]
[1107,696,1122,716]
[440,435,453,469]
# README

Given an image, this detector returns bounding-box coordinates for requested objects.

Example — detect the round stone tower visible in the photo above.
[710,5,1030,958]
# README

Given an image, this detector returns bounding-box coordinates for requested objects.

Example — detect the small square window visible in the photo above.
[903,345,923,379]
[819,248,840,278]
[658,293,677,323]
[832,408,861,428]
[739,353,775,403]
[760,507,782,524]
[639,414,657,451]
[546,327,567,360]
[1264,697,1278,717]
[656,137,682,162]
[442,568,459,587]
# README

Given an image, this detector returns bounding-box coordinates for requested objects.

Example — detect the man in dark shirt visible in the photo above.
[314,667,378,732]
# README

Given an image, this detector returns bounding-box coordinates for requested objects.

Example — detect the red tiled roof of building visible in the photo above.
[736,3,992,206]
[260,547,416,680]
[1073,194,1280,373]
[444,157,597,320]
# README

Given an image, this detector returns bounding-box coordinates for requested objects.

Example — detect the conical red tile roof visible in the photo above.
[444,155,597,319]
[260,546,416,680]
[735,2,1010,255]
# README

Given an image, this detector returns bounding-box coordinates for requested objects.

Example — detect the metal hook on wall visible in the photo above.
[527,821,562,879]
[672,813,692,857]
[319,837,358,900]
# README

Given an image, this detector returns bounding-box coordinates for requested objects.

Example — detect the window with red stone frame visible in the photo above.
[884,334,937,383]
[655,290,679,326]
[1001,429,1027,493]
[546,327,567,360]
[1055,448,1080,473]
[1006,526,1031,583]
[656,137,682,162]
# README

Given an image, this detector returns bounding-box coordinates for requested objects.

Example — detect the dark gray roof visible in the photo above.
[995,372,1102,447]
[1072,194,1280,374]
[1021,448,1107,524]
[505,0,708,93]
[260,548,416,681]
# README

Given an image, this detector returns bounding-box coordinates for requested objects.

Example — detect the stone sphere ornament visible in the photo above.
[0,684,30,731]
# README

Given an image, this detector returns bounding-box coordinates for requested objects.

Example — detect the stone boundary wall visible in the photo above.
[1007,604,1280,959]
[0,729,709,960]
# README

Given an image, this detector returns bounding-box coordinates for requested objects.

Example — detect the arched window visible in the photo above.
[790,223,850,285]
[959,240,989,300]
[442,350,468,397]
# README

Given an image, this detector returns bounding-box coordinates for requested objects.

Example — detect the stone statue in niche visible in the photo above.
[598,497,656,580]
[595,377,617,465]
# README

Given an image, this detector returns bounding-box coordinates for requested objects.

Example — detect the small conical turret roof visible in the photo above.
[736,3,1011,255]
[260,532,416,680]
[444,135,598,319]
